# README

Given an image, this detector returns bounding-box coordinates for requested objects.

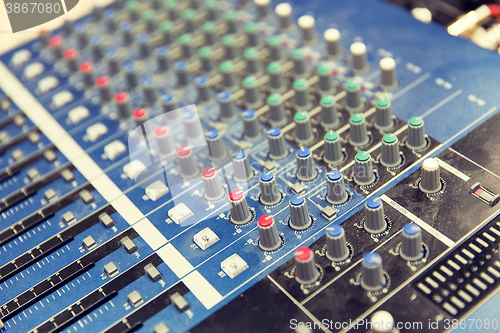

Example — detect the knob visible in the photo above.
[182,10,196,33]
[326,170,348,204]
[138,34,151,58]
[142,10,156,32]
[268,62,285,93]
[361,252,386,291]
[199,47,215,73]
[142,77,157,104]
[176,60,191,86]
[355,151,375,185]
[245,23,260,47]
[115,92,132,119]
[232,150,253,182]
[121,21,134,45]
[162,94,182,122]
[126,1,139,21]
[324,29,342,58]
[268,94,287,127]
[374,98,393,130]
[244,48,261,75]
[289,195,312,230]
[345,80,363,113]
[294,111,314,144]
[64,48,79,73]
[258,215,282,251]
[90,36,104,61]
[318,65,334,95]
[155,126,176,158]
[297,15,316,43]
[206,129,227,161]
[292,49,308,78]
[183,110,204,143]
[165,1,178,20]
[380,57,398,90]
[294,79,311,109]
[381,133,401,167]
[406,117,426,150]
[350,42,368,73]
[326,225,349,261]
[133,108,149,128]
[400,223,424,261]
[267,36,282,62]
[254,0,270,19]
[224,11,238,34]
[364,197,387,234]
[96,76,113,103]
[222,35,238,61]
[195,75,212,103]
[205,1,218,21]
[320,95,338,129]
[324,131,344,163]
[243,76,261,109]
[160,21,174,45]
[202,167,225,201]
[220,61,238,91]
[349,113,369,147]
[268,127,288,160]
[370,311,395,333]
[79,61,95,88]
[259,171,281,205]
[242,109,260,139]
[104,10,117,32]
[218,91,237,122]
[419,158,442,193]
[75,24,88,47]
[294,247,319,284]
[275,3,292,30]
[202,23,216,45]
[296,147,317,182]
[156,46,170,72]
[229,190,252,224]
[49,36,64,59]
[178,146,199,179]
[106,49,121,75]
[124,62,139,88]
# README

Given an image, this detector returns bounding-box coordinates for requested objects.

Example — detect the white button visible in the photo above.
[145,180,170,201]
[68,106,90,124]
[24,62,44,79]
[221,254,248,278]
[194,227,220,250]
[86,123,108,142]
[104,140,126,160]
[52,90,73,108]
[12,49,31,66]
[37,76,59,93]
[168,203,194,225]
[123,159,147,180]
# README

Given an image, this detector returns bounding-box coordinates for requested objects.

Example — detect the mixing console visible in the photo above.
[0,0,500,332]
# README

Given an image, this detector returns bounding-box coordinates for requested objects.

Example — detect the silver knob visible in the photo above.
[218,90,237,122]
[345,80,363,113]
[294,111,314,145]
[242,109,260,139]
[206,129,227,161]
[320,95,338,129]
[183,110,204,143]
[324,28,342,58]
[268,93,287,127]
[294,78,310,109]
[155,126,176,158]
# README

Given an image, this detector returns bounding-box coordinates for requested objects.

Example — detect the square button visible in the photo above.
[322,206,337,220]
[291,183,305,194]
[221,254,248,278]
[193,227,220,250]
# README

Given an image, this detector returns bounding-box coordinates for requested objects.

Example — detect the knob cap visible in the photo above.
[206,129,227,161]
[374,98,393,130]
[419,158,442,193]
[350,42,368,73]
[294,246,319,284]
[232,150,253,183]
[318,65,334,95]
[361,252,386,291]
[155,126,176,157]
[289,195,312,230]
[407,117,426,150]
[268,94,287,127]
[229,190,252,224]
[260,172,281,205]
[115,92,132,119]
[242,109,260,139]
[297,15,316,43]
[354,151,375,185]
[324,131,343,164]
[345,80,363,113]
[326,225,349,261]
[324,29,342,58]
[268,127,288,160]
[183,110,204,143]
[380,57,398,90]
[294,79,310,109]
[326,170,348,204]
[364,197,387,234]
[296,147,317,182]
[381,133,401,167]
[294,111,314,145]
[400,223,424,261]
[258,215,282,251]
[320,96,338,129]
[178,146,199,179]
[202,167,225,201]
[218,91,237,122]
[275,3,292,30]
[349,113,369,147]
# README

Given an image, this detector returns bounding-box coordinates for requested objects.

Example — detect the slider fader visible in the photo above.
[0,0,500,332]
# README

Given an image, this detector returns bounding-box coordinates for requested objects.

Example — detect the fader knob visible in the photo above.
[268,94,287,127]
[354,151,375,185]
[294,111,314,144]
[325,225,349,262]
[400,223,424,261]
[361,252,386,291]
[349,113,369,147]
[268,127,288,160]
[351,42,368,73]
[364,197,387,234]
[380,57,398,90]
[345,80,363,113]
[206,129,227,161]
[419,158,442,193]
[374,98,393,130]
[326,170,348,204]
[229,190,252,224]
[296,147,317,182]
[242,109,260,139]
[202,167,225,201]
[294,247,319,284]
[258,215,282,251]
[275,3,292,30]
[259,172,281,205]
[298,15,316,43]
[289,195,312,230]
[324,131,343,164]
[380,133,401,167]
[406,117,426,150]
[218,91,237,122]
[178,146,199,179]
[232,150,253,183]
[324,29,342,58]
[155,126,176,157]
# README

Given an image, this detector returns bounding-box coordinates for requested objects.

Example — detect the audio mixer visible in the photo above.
[0,0,500,332]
